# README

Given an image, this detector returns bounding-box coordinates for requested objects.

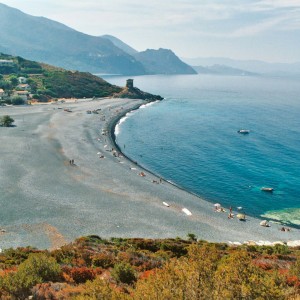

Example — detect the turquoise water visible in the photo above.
[105,74,300,227]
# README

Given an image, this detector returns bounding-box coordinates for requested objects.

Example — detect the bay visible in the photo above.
[104,74,300,227]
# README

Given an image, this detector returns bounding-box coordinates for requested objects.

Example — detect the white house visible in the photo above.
[0,88,5,100]
[0,59,14,67]
[16,84,31,91]
[18,77,27,84]
[14,90,30,102]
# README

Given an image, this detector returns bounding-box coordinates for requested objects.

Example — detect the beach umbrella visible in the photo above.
[214,203,221,208]
[237,213,246,220]
[260,220,269,227]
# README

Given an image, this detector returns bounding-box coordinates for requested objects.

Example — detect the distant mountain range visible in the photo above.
[193,65,257,76]
[0,3,195,76]
[183,57,300,76]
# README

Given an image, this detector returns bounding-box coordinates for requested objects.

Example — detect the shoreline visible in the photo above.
[1,98,300,250]
[107,100,299,230]
[99,99,300,245]
[107,100,215,208]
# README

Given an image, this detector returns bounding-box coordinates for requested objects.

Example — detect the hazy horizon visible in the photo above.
[1,1,300,64]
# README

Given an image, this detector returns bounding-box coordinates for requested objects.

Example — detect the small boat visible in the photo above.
[261,187,274,192]
[163,202,170,207]
[237,129,250,134]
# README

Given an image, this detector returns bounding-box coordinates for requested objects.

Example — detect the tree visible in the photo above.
[0,115,14,127]
[11,96,25,105]
[187,233,197,242]
[9,75,19,86]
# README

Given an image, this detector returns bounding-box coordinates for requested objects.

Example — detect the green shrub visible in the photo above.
[111,262,136,285]
[0,115,14,127]
[0,253,61,298]
[11,96,25,105]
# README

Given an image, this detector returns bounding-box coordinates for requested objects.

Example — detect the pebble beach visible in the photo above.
[0,98,299,250]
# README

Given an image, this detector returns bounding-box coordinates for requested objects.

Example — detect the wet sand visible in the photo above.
[0,98,299,250]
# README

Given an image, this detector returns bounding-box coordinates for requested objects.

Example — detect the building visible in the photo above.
[16,84,31,91]
[13,91,30,102]
[0,59,14,67]
[0,88,5,100]
[126,79,134,89]
[18,77,27,84]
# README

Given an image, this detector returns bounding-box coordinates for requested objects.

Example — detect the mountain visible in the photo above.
[0,3,145,75]
[101,37,196,75]
[182,57,300,76]
[193,64,257,76]
[134,49,197,75]
[102,35,138,56]
[0,3,195,76]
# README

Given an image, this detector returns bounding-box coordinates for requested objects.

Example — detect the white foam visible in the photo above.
[139,101,158,109]
[115,124,121,135]
[115,112,132,136]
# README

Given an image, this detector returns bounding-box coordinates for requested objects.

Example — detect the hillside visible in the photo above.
[0,3,196,76]
[0,53,122,103]
[102,35,138,56]
[0,235,299,298]
[0,3,145,75]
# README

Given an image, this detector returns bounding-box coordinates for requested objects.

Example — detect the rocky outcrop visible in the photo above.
[113,79,163,101]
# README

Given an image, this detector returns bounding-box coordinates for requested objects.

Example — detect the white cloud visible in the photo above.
[229,15,290,37]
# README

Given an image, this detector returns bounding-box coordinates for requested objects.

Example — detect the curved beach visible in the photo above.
[0,98,299,250]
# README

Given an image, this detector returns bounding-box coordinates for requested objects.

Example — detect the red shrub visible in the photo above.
[69,267,96,284]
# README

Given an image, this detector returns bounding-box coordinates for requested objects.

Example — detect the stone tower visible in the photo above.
[126,79,134,89]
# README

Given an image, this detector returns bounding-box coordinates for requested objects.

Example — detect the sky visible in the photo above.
[1,0,300,63]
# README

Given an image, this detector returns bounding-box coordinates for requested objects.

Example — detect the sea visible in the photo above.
[104,74,300,227]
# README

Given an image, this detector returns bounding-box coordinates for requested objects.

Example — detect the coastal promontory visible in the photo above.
[0,53,161,104]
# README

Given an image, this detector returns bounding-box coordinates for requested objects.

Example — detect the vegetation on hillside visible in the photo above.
[0,236,300,299]
[0,53,122,104]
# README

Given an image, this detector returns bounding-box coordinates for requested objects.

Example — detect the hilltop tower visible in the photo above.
[126,79,134,89]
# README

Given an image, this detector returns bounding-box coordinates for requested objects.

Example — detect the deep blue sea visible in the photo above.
[104,74,300,227]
